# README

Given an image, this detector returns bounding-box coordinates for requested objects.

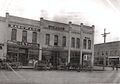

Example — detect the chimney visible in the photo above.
[6,12,9,18]
[68,21,72,31]
[92,25,95,28]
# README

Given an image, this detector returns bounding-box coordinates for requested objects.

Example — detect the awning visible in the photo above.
[108,56,119,58]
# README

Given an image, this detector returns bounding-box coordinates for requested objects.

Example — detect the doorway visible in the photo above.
[50,51,60,69]
[19,48,28,66]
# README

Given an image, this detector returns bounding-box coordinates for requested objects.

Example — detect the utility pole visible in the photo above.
[101,28,110,70]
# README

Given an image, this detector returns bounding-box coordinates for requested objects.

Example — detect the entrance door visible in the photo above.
[19,53,28,66]
[50,51,60,69]
[109,58,119,66]
[19,48,28,66]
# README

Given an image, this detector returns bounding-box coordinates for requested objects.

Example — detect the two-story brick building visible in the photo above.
[0,13,95,68]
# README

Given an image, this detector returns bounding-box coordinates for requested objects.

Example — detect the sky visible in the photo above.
[0,0,120,44]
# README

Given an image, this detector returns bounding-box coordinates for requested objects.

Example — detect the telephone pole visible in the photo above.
[101,28,110,70]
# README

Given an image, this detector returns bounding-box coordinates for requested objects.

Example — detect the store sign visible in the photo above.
[8,24,40,32]
[17,41,39,47]
[45,25,65,31]
[7,40,39,48]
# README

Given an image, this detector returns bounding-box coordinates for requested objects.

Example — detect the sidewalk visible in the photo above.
[93,66,113,71]
[21,66,34,69]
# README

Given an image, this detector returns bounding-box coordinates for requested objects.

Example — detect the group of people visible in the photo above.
[111,61,119,70]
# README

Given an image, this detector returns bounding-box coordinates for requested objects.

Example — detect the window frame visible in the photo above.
[11,28,17,41]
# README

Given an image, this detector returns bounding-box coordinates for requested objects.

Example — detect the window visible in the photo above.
[45,34,50,45]
[88,39,91,49]
[110,51,112,56]
[0,46,2,50]
[106,51,108,56]
[76,38,80,48]
[11,29,17,41]
[22,30,27,42]
[97,52,99,56]
[62,36,66,47]
[71,37,75,48]
[83,38,87,49]
[32,32,37,43]
[54,35,58,46]
[102,51,104,56]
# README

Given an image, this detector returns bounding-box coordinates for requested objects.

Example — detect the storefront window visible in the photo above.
[11,29,17,41]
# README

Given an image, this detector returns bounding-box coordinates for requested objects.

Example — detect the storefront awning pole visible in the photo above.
[80,23,83,65]
[68,22,72,64]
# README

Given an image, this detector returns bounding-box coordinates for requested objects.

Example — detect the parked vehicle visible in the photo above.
[34,60,51,70]
[66,63,80,70]
[0,59,22,70]
[57,64,66,70]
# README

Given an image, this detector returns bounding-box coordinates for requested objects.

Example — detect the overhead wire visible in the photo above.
[106,0,120,14]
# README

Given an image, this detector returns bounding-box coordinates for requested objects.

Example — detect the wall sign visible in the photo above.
[8,24,40,32]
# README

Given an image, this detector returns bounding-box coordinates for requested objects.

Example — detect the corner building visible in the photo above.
[0,13,94,68]
[94,41,120,66]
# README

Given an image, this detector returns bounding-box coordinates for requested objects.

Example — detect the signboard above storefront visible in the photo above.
[7,40,39,48]
[8,23,40,32]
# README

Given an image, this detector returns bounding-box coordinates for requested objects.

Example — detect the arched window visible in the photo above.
[71,37,75,48]
[76,38,80,48]
[45,34,50,45]
[54,35,58,46]
[22,30,27,42]
[62,36,66,47]
[32,32,37,43]
[83,38,87,49]
[88,39,91,49]
[11,29,17,41]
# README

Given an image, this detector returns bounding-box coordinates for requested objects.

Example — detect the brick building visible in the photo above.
[94,41,120,66]
[0,13,95,68]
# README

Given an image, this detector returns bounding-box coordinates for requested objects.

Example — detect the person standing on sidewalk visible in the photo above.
[112,61,118,71]
[112,61,115,70]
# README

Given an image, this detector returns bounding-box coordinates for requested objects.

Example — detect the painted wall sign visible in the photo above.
[8,24,40,32]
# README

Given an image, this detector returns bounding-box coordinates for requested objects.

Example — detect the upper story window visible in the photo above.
[32,32,37,43]
[88,39,91,49]
[45,34,50,45]
[62,36,66,47]
[54,35,58,46]
[11,29,17,41]
[83,38,87,49]
[76,38,80,48]
[71,37,75,48]
[22,30,27,42]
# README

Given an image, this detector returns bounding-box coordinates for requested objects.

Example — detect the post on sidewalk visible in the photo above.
[101,28,110,70]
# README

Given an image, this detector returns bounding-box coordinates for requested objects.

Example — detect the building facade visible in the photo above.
[0,13,94,68]
[94,41,120,66]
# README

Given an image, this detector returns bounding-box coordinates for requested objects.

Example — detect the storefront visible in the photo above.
[42,47,68,69]
[70,51,80,65]
[7,40,39,66]
[82,52,92,66]
[108,56,119,66]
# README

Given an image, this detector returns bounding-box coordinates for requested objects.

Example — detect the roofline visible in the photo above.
[95,41,120,46]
